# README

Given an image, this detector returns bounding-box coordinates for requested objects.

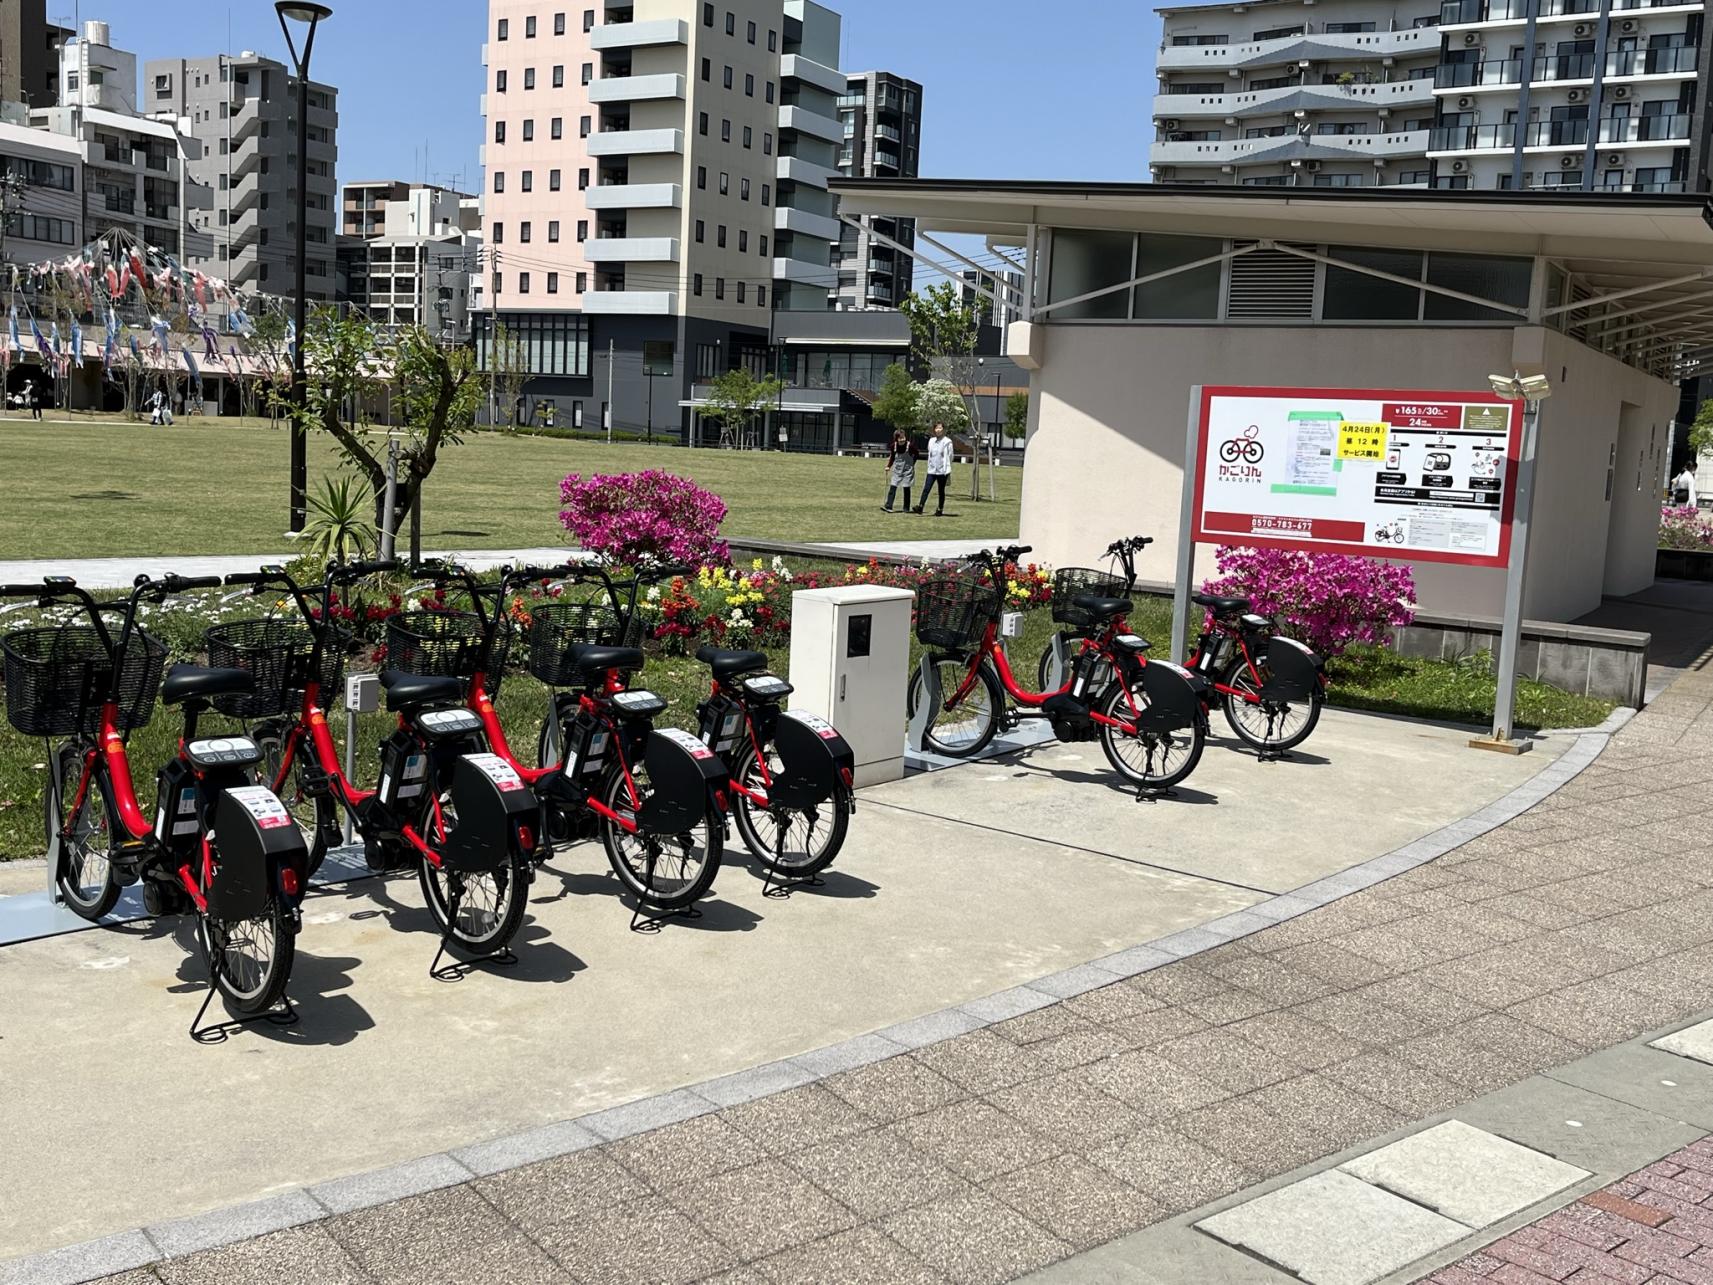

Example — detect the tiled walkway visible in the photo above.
[1420,1137,1713,1285]
[76,660,1713,1284]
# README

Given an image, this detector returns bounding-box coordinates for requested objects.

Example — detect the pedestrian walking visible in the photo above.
[881,427,917,513]
[914,422,954,516]
[1674,461,1699,507]
[22,378,40,420]
[148,387,173,426]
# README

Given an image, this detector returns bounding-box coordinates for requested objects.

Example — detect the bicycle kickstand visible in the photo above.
[429,881,520,981]
[1134,785,1179,805]
[629,839,702,933]
[189,948,298,1044]
[760,812,824,899]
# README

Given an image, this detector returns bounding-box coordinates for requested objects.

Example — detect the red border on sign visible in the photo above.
[1190,385,1524,569]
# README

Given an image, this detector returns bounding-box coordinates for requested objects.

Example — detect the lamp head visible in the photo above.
[276,2,333,24]
[1487,371,1552,403]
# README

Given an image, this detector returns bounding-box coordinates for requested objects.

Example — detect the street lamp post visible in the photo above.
[275,1,332,534]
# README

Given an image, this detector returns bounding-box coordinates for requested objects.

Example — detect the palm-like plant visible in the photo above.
[298,475,377,565]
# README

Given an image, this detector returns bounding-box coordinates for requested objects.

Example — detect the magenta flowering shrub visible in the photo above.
[558,470,730,566]
[1659,505,1713,551]
[1202,546,1416,658]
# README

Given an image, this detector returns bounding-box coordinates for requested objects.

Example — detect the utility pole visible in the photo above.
[605,338,614,443]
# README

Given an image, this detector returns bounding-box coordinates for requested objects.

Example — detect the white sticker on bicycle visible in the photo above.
[225,786,293,829]
[1151,661,1196,681]
[466,752,527,792]
[658,727,715,760]
[785,711,841,741]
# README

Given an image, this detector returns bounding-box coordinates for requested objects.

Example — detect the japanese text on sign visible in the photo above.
[1336,423,1388,462]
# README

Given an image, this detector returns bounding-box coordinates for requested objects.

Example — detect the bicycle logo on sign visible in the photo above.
[1219,424,1265,465]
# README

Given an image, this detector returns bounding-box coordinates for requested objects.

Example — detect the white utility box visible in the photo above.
[787,585,914,786]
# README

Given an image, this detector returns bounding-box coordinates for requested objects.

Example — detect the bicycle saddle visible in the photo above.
[564,642,645,674]
[162,664,255,706]
[379,670,465,711]
[696,645,768,681]
[1070,594,1133,621]
[1192,593,1251,615]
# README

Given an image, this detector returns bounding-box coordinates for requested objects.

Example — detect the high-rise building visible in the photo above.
[145,50,339,298]
[1149,0,1442,187]
[338,180,482,340]
[477,0,846,435]
[961,268,1023,330]
[834,70,921,309]
[1429,0,1708,192]
[0,0,65,111]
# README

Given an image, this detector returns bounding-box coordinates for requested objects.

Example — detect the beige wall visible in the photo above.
[1019,322,1676,623]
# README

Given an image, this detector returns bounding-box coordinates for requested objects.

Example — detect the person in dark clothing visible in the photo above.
[882,428,917,512]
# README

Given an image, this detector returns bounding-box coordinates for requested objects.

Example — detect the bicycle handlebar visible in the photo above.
[0,582,61,598]
[158,574,222,594]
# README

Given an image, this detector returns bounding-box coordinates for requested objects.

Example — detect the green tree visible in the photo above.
[1689,397,1713,463]
[869,361,921,434]
[900,282,985,496]
[487,321,529,427]
[1004,391,1029,444]
[703,366,786,448]
[916,378,970,435]
[298,474,377,565]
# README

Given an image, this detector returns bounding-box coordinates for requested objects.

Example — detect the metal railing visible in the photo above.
[1598,111,1691,141]
[1430,121,1516,149]
[1526,118,1590,145]
[1436,57,1523,86]
[1606,45,1699,75]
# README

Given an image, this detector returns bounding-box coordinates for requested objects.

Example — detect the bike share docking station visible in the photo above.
[788,585,913,787]
[0,672,388,950]
[907,610,1063,771]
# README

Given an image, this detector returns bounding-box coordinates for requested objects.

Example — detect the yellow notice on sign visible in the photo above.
[1336,422,1389,462]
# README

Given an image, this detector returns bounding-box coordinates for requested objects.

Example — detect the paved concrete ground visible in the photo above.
[0,707,1548,1267]
[1576,578,1713,694]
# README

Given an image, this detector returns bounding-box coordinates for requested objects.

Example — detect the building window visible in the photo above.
[525,15,536,36]
[519,272,531,294]
[555,12,566,35]
[550,169,562,190]
[522,119,535,141]
[579,115,590,137]
[703,2,714,25]
[760,234,768,256]
[524,67,536,90]
[763,131,773,155]
[719,171,729,194]
[578,167,589,189]
[553,65,565,88]
[761,183,770,206]
[576,271,586,292]
[722,118,732,142]
[745,73,754,96]
[494,171,505,192]
[697,166,707,188]
[693,273,703,295]
[521,170,534,191]
[580,62,592,84]
[695,219,705,242]
[497,17,509,39]
[1252,23,1305,38]
[724,65,733,89]
[758,285,766,307]
[740,177,750,200]
[715,277,725,300]
[493,271,501,295]
[699,111,709,135]
[496,69,508,92]
[548,220,560,241]
[747,19,756,43]
[1170,33,1227,45]
[583,9,594,31]
[520,221,532,243]
[547,272,559,293]
[552,116,563,138]
[738,230,748,251]
[726,11,735,34]
[701,57,711,81]
[768,29,777,51]
[577,219,588,241]
[572,401,582,427]
[737,282,746,303]
[718,224,727,247]
[743,125,752,148]
[495,120,506,143]
[766,81,775,104]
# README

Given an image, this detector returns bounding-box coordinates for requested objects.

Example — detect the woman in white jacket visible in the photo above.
[914,423,954,516]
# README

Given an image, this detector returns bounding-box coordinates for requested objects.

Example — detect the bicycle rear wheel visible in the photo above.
[597,759,722,909]
[256,726,333,878]
[536,714,575,848]
[417,791,530,955]
[1221,656,1322,752]
[906,657,1002,758]
[200,901,296,1015]
[731,743,848,879]
[51,744,119,920]
[1097,680,1205,789]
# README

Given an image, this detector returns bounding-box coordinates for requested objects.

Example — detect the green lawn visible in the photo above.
[0,418,1022,559]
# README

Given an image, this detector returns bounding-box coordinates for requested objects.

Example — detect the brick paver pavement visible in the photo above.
[92,660,1713,1284]
[1420,1137,1713,1285]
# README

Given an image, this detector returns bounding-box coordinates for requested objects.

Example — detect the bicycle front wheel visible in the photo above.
[51,744,120,920]
[1098,680,1205,790]
[200,901,296,1014]
[597,759,722,909]
[1221,655,1323,752]
[731,743,848,879]
[906,657,1002,758]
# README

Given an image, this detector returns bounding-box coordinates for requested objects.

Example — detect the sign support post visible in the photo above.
[1171,386,1203,664]
[1472,391,1544,755]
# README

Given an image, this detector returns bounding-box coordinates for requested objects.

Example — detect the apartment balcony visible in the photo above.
[481,41,488,65]
[588,73,685,104]
[776,155,839,188]
[1159,78,1438,123]
[1606,45,1700,77]
[775,206,841,241]
[1148,128,1430,165]
[778,105,844,143]
[1598,111,1693,143]
[585,182,682,209]
[582,289,677,315]
[873,123,903,143]
[585,236,679,262]
[1434,58,1525,90]
[779,53,846,95]
[1442,0,1702,29]
[1523,118,1591,146]
[773,256,838,287]
[1428,121,1516,152]
[587,127,684,156]
[1156,25,1439,72]
[590,18,688,50]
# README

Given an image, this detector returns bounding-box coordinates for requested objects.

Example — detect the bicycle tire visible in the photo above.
[1097,680,1205,789]
[416,789,531,955]
[596,758,722,909]
[51,744,120,920]
[906,657,1003,758]
[200,900,296,1015]
[730,742,848,879]
[255,726,333,879]
[1220,654,1323,752]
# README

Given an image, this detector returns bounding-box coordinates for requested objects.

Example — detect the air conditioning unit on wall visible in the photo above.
[1568,88,1585,102]
[1451,158,1469,172]
[1620,17,1638,32]
[1606,153,1624,167]
[1561,154,1580,168]
[1573,21,1593,36]
[1463,31,1480,45]
[1612,85,1631,100]
[1457,95,1475,108]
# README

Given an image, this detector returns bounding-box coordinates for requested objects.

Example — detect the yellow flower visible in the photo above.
[752,557,764,571]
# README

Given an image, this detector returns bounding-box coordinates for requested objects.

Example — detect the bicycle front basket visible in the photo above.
[2,624,168,737]
[915,577,1001,652]
[386,610,485,684]
[205,618,351,717]
[1050,567,1128,629]
[527,601,644,686]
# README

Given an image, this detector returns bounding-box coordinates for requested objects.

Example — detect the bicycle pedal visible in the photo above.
[300,766,338,797]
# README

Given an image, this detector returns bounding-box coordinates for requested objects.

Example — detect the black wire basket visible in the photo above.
[527,601,643,686]
[204,619,351,718]
[385,610,495,694]
[1050,567,1129,629]
[915,577,1003,651]
[2,625,168,738]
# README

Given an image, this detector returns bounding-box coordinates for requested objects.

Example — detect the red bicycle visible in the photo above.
[906,545,1208,791]
[1,574,310,1032]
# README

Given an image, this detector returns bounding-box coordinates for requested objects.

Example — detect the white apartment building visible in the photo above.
[338,181,482,340]
[1151,0,1443,187]
[0,115,81,267]
[1429,0,1708,192]
[479,0,844,435]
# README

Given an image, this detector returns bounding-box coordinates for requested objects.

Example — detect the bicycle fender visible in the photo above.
[638,728,729,835]
[770,710,854,809]
[1255,636,1324,702]
[440,753,537,874]
[210,786,309,920]
[1138,661,1204,732]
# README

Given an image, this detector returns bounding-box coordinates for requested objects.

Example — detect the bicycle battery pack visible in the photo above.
[696,692,749,760]
[439,753,538,874]
[770,710,855,808]
[153,757,203,856]
[1256,636,1325,702]
[638,728,730,834]
[375,728,431,812]
[209,785,309,919]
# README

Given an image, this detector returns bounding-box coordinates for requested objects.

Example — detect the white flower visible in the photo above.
[646,586,661,602]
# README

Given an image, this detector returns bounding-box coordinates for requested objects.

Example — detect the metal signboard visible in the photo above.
[1190,386,1525,568]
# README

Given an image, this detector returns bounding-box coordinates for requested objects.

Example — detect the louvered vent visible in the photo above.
[1225,242,1317,319]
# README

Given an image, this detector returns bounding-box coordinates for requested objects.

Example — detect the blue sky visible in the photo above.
[96,0,1158,193]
